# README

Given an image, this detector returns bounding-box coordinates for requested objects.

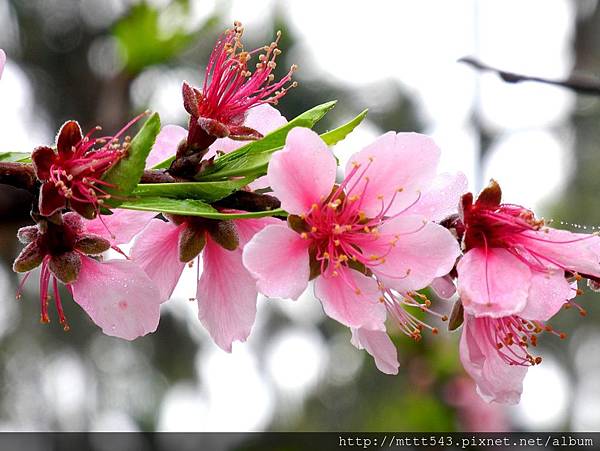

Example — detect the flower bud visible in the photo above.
[17,226,39,244]
[48,251,82,284]
[178,225,206,262]
[13,242,43,273]
[207,220,239,251]
[74,234,111,255]
[448,299,465,331]
[475,179,502,207]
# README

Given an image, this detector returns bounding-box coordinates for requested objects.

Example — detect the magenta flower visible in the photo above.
[131,214,278,352]
[31,116,142,219]
[0,49,6,79]
[12,212,162,340]
[243,127,465,370]
[456,180,599,319]
[182,22,296,147]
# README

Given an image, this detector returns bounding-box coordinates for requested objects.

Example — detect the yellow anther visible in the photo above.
[311,226,317,233]
[300,232,308,239]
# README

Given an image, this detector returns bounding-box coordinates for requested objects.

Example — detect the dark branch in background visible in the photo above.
[459,56,600,96]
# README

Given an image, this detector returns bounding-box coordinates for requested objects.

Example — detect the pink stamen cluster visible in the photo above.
[299,159,418,290]
[199,21,298,126]
[32,114,146,218]
[475,316,568,366]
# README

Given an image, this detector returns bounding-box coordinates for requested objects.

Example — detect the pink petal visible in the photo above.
[345,132,440,218]
[402,172,468,222]
[206,104,287,160]
[71,256,162,340]
[85,210,156,245]
[268,127,337,215]
[197,239,258,352]
[351,328,399,375]
[146,125,187,168]
[457,248,531,318]
[130,219,186,301]
[247,175,270,191]
[519,269,573,321]
[365,215,460,292]
[0,49,5,79]
[314,267,386,331]
[460,315,527,404]
[242,224,310,299]
[521,228,600,278]
[233,216,281,247]
[431,275,457,300]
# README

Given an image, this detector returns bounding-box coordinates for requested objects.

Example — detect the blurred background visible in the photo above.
[0,0,599,433]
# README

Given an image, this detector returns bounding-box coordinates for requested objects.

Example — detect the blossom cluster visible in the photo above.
[3,23,600,405]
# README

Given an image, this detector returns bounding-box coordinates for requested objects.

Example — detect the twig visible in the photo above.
[459,56,600,96]
[0,162,37,192]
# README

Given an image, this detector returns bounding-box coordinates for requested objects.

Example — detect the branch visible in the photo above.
[213,191,281,212]
[0,163,281,213]
[459,56,600,96]
[0,162,37,192]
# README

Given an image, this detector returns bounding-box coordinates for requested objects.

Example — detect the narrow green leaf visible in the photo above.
[152,156,174,170]
[118,196,285,219]
[0,152,32,162]
[197,108,368,181]
[197,101,337,179]
[102,113,161,207]
[320,109,368,146]
[132,178,250,202]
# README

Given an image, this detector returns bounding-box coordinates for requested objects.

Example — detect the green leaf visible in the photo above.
[118,197,285,219]
[113,3,218,74]
[131,178,250,202]
[196,101,337,180]
[197,108,368,181]
[102,113,161,207]
[320,109,368,146]
[152,156,174,170]
[0,152,32,162]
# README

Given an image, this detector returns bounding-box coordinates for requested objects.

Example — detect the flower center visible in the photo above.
[478,316,566,366]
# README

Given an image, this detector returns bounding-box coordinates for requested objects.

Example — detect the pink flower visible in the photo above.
[131,214,278,352]
[453,180,600,403]
[179,21,296,157]
[0,49,6,79]
[460,314,534,404]
[31,116,144,219]
[12,212,162,340]
[243,128,465,370]
[456,180,598,319]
